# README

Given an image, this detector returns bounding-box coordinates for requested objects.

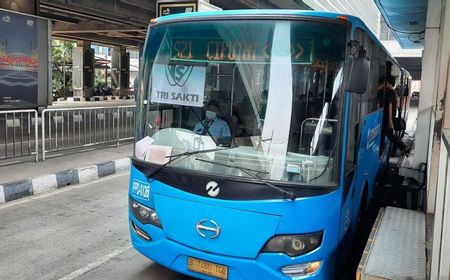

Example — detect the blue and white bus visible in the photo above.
[128,10,411,279]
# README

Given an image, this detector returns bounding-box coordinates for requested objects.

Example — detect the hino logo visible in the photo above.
[206,181,220,197]
[196,219,220,239]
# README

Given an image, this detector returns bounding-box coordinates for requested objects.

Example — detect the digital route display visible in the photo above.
[169,38,314,64]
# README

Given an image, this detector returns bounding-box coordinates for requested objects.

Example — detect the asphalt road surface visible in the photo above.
[0,173,193,280]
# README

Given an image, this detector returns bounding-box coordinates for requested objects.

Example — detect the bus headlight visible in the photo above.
[129,197,162,228]
[262,232,322,256]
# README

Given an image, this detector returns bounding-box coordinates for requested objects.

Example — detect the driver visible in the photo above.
[193,100,231,137]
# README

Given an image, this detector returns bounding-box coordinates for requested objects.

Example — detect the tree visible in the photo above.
[52,40,74,99]
[95,69,107,87]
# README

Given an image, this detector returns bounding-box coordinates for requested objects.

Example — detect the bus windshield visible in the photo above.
[135,19,347,185]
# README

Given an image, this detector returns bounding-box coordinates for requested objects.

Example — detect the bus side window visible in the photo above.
[367,40,380,114]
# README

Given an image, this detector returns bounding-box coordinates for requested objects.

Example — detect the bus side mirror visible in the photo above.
[345,50,370,94]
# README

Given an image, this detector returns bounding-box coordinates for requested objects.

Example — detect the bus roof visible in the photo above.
[156,9,363,26]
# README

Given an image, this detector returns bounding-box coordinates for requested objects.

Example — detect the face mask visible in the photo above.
[205,111,217,120]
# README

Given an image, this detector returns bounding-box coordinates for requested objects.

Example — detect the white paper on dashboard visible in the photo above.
[144,145,173,165]
[135,136,155,160]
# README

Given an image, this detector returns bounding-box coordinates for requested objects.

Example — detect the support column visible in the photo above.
[424,0,450,214]
[414,0,442,213]
[72,41,94,98]
[414,0,441,171]
[111,46,130,96]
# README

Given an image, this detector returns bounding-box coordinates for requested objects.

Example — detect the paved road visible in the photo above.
[0,173,193,280]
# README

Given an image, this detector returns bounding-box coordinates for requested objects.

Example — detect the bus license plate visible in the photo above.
[187,257,228,279]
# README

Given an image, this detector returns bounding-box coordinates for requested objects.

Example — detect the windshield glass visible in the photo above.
[135,19,347,185]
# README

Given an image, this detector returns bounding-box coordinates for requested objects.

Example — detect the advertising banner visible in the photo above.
[0,9,44,108]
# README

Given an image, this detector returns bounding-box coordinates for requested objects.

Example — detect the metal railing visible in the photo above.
[430,128,450,279]
[0,109,39,162]
[41,105,135,160]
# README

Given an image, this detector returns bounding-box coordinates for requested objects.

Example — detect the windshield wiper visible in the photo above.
[167,148,227,159]
[144,148,229,178]
[195,158,296,201]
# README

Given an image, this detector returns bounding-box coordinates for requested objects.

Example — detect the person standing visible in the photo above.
[380,75,408,154]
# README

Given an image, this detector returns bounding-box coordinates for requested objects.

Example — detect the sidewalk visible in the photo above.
[0,144,133,184]
[0,144,133,203]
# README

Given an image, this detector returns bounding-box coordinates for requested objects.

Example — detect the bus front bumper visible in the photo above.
[129,218,332,280]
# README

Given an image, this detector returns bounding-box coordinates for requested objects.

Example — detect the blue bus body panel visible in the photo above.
[129,165,341,279]
[337,93,353,260]
[338,96,385,265]
[357,110,384,200]
[154,194,281,258]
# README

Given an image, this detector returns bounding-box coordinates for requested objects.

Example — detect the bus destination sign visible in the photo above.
[169,38,314,64]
